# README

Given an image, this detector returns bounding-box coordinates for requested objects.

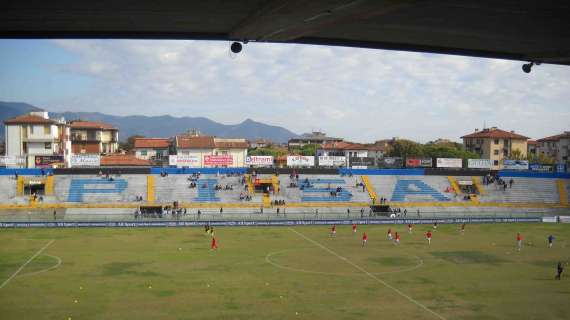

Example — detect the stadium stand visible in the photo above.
[54,175,147,203]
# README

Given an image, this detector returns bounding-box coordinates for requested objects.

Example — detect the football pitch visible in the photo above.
[1,223,569,320]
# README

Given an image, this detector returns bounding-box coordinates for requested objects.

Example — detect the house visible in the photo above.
[134,138,170,160]
[69,120,118,154]
[174,136,248,167]
[461,127,529,169]
[100,154,151,167]
[4,111,71,168]
[536,131,570,164]
[288,131,343,149]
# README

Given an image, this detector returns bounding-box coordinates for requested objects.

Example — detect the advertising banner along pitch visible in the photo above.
[377,157,403,168]
[436,158,463,168]
[170,155,200,167]
[245,156,274,166]
[70,154,101,167]
[287,156,315,167]
[204,155,233,166]
[35,155,64,168]
[318,156,346,167]
[467,159,492,169]
[0,156,26,168]
[405,158,433,168]
[503,160,529,170]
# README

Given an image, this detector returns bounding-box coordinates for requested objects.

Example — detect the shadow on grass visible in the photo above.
[101,262,160,277]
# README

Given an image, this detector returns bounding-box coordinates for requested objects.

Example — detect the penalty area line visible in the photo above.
[0,239,55,289]
[288,228,446,320]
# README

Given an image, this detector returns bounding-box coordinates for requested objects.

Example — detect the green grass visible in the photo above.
[0,223,569,320]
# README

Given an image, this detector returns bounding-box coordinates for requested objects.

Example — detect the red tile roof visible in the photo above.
[537,132,570,142]
[176,136,215,149]
[527,140,538,145]
[4,115,56,125]
[134,138,170,149]
[100,155,150,166]
[321,141,369,150]
[215,140,248,149]
[70,121,117,130]
[461,128,529,140]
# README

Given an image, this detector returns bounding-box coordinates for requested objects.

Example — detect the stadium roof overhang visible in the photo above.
[1,0,569,65]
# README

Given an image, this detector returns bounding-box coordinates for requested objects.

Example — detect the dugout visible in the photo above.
[370,205,390,216]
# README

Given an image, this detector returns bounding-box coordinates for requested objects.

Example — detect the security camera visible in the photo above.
[230,42,242,54]
[522,62,533,73]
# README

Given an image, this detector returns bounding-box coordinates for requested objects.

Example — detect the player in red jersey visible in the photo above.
[387,228,393,240]
[330,224,337,237]
[394,232,400,245]
[516,233,523,251]
[362,232,368,247]
[426,230,432,245]
[211,236,218,250]
[352,223,357,234]
[408,223,413,233]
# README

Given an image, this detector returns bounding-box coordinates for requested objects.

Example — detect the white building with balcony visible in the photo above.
[4,111,71,168]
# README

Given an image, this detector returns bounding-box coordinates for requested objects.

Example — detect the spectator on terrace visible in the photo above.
[509,178,514,188]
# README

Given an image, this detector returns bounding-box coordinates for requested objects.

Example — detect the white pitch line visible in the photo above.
[0,239,55,289]
[288,228,446,320]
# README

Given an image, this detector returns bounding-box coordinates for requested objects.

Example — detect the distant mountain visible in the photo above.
[0,101,298,143]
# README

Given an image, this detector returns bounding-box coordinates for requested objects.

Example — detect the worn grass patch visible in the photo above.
[431,251,506,265]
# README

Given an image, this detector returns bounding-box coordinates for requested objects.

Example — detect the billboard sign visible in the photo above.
[70,154,100,167]
[318,156,346,167]
[170,155,200,167]
[436,158,463,168]
[503,159,529,170]
[245,156,274,166]
[467,159,492,169]
[0,156,26,168]
[287,156,315,167]
[35,155,64,168]
[529,164,553,172]
[204,155,233,166]
[377,157,403,168]
[350,157,376,168]
[556,163,566,173]
[405,158,432,168]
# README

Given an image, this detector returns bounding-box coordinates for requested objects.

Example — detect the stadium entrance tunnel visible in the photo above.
[138,205,164,218]
[24,178,46,196]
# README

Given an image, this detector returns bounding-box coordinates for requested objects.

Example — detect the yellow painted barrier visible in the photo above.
[147,175,155,203]
[263,194,271,208]
[448,176,461,194]
[16,176,24,196]
[246,175,254,194]
[472,176,484,195]
[361,176,377,203]
[45,175,54,196]
[558,179,568,206]
[272,175,280,194]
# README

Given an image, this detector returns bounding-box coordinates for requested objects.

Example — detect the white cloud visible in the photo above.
[37,39,570,142]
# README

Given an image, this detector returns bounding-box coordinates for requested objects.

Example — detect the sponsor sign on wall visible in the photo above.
[204,155,233,166]
[467,159,492,169]
[503,159,529,170]
[0,156,26,168]
[287,156,315,167]
[245,156,274,166]
[35,155,64,168]
[405,158,433,168]
[169,155,200,167]
[529,164,553,172]
[70,154,100,167]
[556,164,566,173]
[318,156,346,167]
[350,157,376,168]
[436,158,463,168]
[377,157,403,168]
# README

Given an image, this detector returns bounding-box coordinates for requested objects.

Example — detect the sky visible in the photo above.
[0,39,569,143]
